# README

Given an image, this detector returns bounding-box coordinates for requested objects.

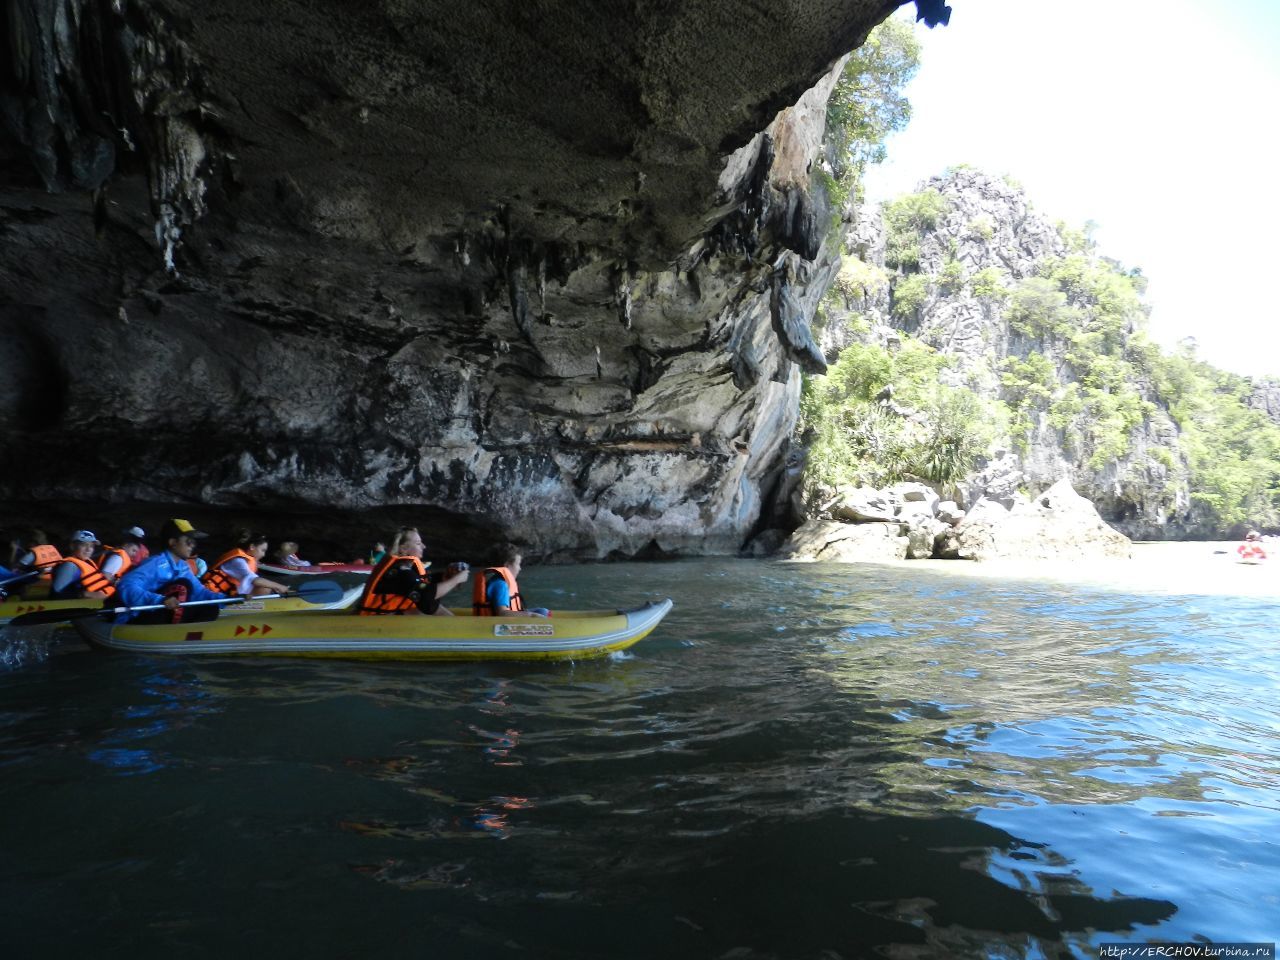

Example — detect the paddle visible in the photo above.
[6,579,346,628]
[0,570,39,590]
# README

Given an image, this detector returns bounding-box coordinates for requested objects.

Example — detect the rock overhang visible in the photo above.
[0,0,949,558]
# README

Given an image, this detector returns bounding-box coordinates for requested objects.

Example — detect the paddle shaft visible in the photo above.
[118,578,342,613]
[5,579,343,628]
[103,594,275,616]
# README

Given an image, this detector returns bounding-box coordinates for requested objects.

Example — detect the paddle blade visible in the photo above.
[291,579,345,605]
[7,606,104,627]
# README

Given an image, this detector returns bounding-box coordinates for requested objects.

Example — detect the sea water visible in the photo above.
[1,556,1277,958]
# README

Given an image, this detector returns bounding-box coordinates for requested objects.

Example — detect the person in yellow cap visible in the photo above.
[114,519,226,623]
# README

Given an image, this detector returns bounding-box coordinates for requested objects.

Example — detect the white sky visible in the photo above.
[862,0,1280,378]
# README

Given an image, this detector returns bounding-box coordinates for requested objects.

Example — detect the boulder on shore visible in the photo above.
[957,479,1131,562]
[831,486,897,523]
[782,519,908,563]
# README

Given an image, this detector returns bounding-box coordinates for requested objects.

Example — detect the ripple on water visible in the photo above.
[1,557,1279,957]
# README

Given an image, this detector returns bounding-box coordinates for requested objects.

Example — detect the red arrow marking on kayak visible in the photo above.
[261,624,272,635]
[248,625,259,635]
[234,625,245,636]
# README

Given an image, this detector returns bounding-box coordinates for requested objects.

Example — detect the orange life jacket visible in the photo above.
[53,556,116,599]
[358,555,427,615]
[472,566,523,616]
[27,544,62,574]
[1238,542,1267,561]
[201,548,257,596]
[98,546,133,583]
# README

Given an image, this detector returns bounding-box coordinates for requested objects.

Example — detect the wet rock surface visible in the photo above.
[0,0,913,558]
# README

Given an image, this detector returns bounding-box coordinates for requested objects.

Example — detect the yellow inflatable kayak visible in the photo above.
[70,599,674,660]
[1,584,364,628]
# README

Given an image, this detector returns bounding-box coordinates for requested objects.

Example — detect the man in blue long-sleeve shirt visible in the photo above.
[116,519,225,623]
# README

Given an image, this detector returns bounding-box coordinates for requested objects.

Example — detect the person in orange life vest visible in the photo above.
[202,529,290,597]
[127,525,152,565]
[49,530,116,600]
[124,525,150,564]
[97,529,147,586]
[473,544,550,617]
[115,519,225,624]
[358,526,469,616]
[1237,530,1267,561]
[12,528,61,580]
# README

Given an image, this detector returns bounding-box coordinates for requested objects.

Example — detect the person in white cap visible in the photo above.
[49,530,115,600]
[97,529,148,586]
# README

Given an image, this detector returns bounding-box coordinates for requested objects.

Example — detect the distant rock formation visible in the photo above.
[821,168,1196,540]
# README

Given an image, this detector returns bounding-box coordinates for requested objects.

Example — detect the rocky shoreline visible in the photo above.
[770,477,1132,564]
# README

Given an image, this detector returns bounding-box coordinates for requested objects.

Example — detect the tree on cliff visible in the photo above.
[825,16,922,189]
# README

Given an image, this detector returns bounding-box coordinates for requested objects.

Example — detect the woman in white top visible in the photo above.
[203,531,290,597]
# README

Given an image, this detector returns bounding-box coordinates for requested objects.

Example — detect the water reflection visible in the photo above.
[0,624,58,672]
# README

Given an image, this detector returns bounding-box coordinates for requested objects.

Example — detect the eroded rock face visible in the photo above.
[0,0,921,558]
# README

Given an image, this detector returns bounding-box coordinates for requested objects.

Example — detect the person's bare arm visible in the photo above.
[427,565,469,616]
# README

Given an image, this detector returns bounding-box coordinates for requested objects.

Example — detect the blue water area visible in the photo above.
[1,559,1277,957]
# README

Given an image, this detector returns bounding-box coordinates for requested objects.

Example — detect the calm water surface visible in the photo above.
[2,559,1277,958]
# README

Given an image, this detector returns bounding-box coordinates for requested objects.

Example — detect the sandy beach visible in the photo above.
[879,541,1280,598]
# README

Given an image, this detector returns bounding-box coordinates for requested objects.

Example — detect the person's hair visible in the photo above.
[390,526,419,555]
[495,542,522,568]
[233,527,268,548]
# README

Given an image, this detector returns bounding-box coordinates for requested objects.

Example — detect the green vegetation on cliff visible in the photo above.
[801,335,1004,491]
[999,250,1154,469]
[819,17,920,241]
[883,189,949,270]
[1134,345,1280,528]
[825,18,920,191]
[804,170,1280,533]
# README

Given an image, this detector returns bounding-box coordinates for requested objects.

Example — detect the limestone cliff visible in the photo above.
[0,0,950,557]
[822,168,1199,539]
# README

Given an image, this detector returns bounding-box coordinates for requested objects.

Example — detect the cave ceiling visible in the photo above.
[0,0,948,557]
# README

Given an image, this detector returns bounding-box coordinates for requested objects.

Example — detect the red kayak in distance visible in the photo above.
[260,561,373,577]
